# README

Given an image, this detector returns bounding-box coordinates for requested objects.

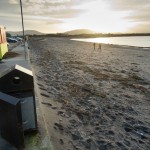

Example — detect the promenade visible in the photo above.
[0,43,52,150]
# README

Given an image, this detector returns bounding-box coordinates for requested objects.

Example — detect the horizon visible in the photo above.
[7,29,150,35]
[1,0,150,34]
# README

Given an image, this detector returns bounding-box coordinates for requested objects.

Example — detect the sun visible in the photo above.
[61,0,135,33]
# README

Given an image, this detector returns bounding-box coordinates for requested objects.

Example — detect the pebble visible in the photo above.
[40,93,50,97]
[52,106,57,109]
[60,139,64,145]
[54,123,64,130]
[41,102,52,106]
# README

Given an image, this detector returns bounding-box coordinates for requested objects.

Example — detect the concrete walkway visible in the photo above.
[0,44,52,150]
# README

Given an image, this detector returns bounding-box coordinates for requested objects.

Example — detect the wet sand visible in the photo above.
[29,37,150,150]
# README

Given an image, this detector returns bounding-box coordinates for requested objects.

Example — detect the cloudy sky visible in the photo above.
[0,0,150,33]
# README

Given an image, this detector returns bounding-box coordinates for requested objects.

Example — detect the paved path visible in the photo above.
[0,44,52,150]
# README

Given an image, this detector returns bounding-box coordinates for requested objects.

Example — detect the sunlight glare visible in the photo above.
[61,0,135,33]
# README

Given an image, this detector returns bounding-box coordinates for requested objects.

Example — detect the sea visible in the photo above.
[72,36,150,48]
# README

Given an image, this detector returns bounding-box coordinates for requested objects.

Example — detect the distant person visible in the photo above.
[93,43,96,49]
[98,44,101,50]
[25,36,28,42]
[20,39,23,46]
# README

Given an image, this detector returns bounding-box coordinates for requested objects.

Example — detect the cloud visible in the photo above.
[23,0,91,18]
[104,0,150,28]
[127,14,150,23]
[1,0,150,33]
[129,23,150,33]
[0,0,20,14]
[125,8,150,23]
[24,15,63,24]
[26,0,71,4]
[1,0,96,23]
[105,0,149,11]
[46,20,63,24]
[8,0,18,4]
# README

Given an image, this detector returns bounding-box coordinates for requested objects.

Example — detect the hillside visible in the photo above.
[7,30,44,36]
[64,29,96,35]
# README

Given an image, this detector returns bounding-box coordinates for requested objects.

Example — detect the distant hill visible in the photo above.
[64,29,96,35]
[7,30,44,36]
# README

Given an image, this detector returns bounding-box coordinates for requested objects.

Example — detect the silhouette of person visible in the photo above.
[98,44,101,50]
[93,43,96,49]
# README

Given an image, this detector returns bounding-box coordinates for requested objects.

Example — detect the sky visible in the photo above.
[0,0,150,33]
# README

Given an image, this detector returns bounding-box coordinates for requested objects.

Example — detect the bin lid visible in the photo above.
[0,64,33,93]
[0,64,33,77]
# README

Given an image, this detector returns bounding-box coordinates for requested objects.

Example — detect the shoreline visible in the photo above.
[29,37,150,150]
[71,36,150,48]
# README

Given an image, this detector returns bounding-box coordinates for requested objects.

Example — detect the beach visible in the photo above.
[29,37,150,150]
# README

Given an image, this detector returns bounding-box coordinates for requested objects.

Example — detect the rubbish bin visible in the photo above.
[0,64,37,132]
[0,92,25,149]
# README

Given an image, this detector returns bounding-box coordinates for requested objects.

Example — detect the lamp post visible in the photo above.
[19,0,26,59]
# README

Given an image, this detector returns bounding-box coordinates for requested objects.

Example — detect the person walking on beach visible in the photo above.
[98,43,101,50]
[93,43,96,49]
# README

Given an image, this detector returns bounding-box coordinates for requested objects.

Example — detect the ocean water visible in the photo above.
[72,36,150,48]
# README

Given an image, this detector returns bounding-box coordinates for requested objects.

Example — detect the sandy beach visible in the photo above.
[29,37,150,150]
